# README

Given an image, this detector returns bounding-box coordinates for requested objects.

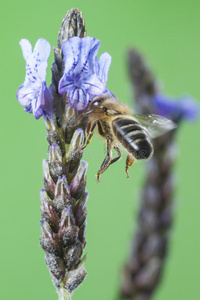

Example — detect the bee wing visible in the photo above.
[134,114,177,138]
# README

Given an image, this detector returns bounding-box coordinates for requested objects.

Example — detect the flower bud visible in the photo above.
[64,263,87,293]
[135,258,161,289]
[49,143,63,182]
[73,193,88,227]
[43,160,56,199]
[40,190,60,232]
[53,47,63,73]
[54,176,73,211]
[45,252,65,281]
[58,208,79,246]
[63,241,82,270]
[65,129,85,174]
[40,220,62,256]
[57,9,86,49]
[78,221,87,247]
[70,162,88,199]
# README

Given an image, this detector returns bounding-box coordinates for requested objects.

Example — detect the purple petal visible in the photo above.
[18,81,53,119]
[68,88,89,110]
[83,74,105,95]
[20,38,51,84]
[58,36,112,111]
[19,39,32,61]
[153,94,199,123]
[16,82,36,105]
[81,37,101,74]
[32,98,44,119]
[60,37,101,90]
[17,38,52,119]
[33,39,51,81]
[32,82,53,119]
[97,52,111,84]
[33,38,51,63]
[42,83,54,117]
[24,103,33,113]
[58,75,75,95]
[61,37,81,75]
[102,89,116,98]
[67,37,100,75]
[179,97,199,122]
[153,94,174,118]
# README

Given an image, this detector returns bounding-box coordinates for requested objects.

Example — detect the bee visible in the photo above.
[82,95,176,182]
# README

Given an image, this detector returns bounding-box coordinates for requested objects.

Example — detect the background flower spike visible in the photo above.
[119,48,199,300]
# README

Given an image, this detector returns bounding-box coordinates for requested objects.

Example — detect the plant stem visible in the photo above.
[57,285,72,300]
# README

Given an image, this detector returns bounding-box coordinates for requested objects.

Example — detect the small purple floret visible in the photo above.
[40,219,46,226]
[16,38,53,119]
[153,94,199,123]
[58,36,112,110]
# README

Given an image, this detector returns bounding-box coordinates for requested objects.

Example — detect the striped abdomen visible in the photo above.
[112,117,153,159]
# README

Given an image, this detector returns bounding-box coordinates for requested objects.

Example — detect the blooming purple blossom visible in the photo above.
[58,36,111,110]
[16,38,53,119]
[153,94,199,123]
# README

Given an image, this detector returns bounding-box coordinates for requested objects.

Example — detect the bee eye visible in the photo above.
[91,97,104,107]
[93,101,99,107]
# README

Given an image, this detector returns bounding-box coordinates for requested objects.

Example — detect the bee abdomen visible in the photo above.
[112,117,153,160]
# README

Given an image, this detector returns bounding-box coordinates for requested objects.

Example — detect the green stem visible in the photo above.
[57,286,71,300]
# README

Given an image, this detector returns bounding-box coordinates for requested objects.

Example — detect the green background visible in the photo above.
[1,0,200,299]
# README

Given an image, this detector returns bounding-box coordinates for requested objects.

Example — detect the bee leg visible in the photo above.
[97,136,112,183]
[125,155,134,179]
[110,146,122,165]
[82,120,98,150]
[86,122,91,136]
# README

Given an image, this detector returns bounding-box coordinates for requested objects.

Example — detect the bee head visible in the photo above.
[85,96,108,115]
[84,95,130,117]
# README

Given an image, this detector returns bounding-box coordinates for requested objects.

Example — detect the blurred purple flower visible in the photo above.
[153,94,199,123]
[16,38,53,119]
[58,36,111,110]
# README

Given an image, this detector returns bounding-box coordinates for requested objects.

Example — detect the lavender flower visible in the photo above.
[153,94,199,123]
[16,38,53,119]
[58,36,111,110]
